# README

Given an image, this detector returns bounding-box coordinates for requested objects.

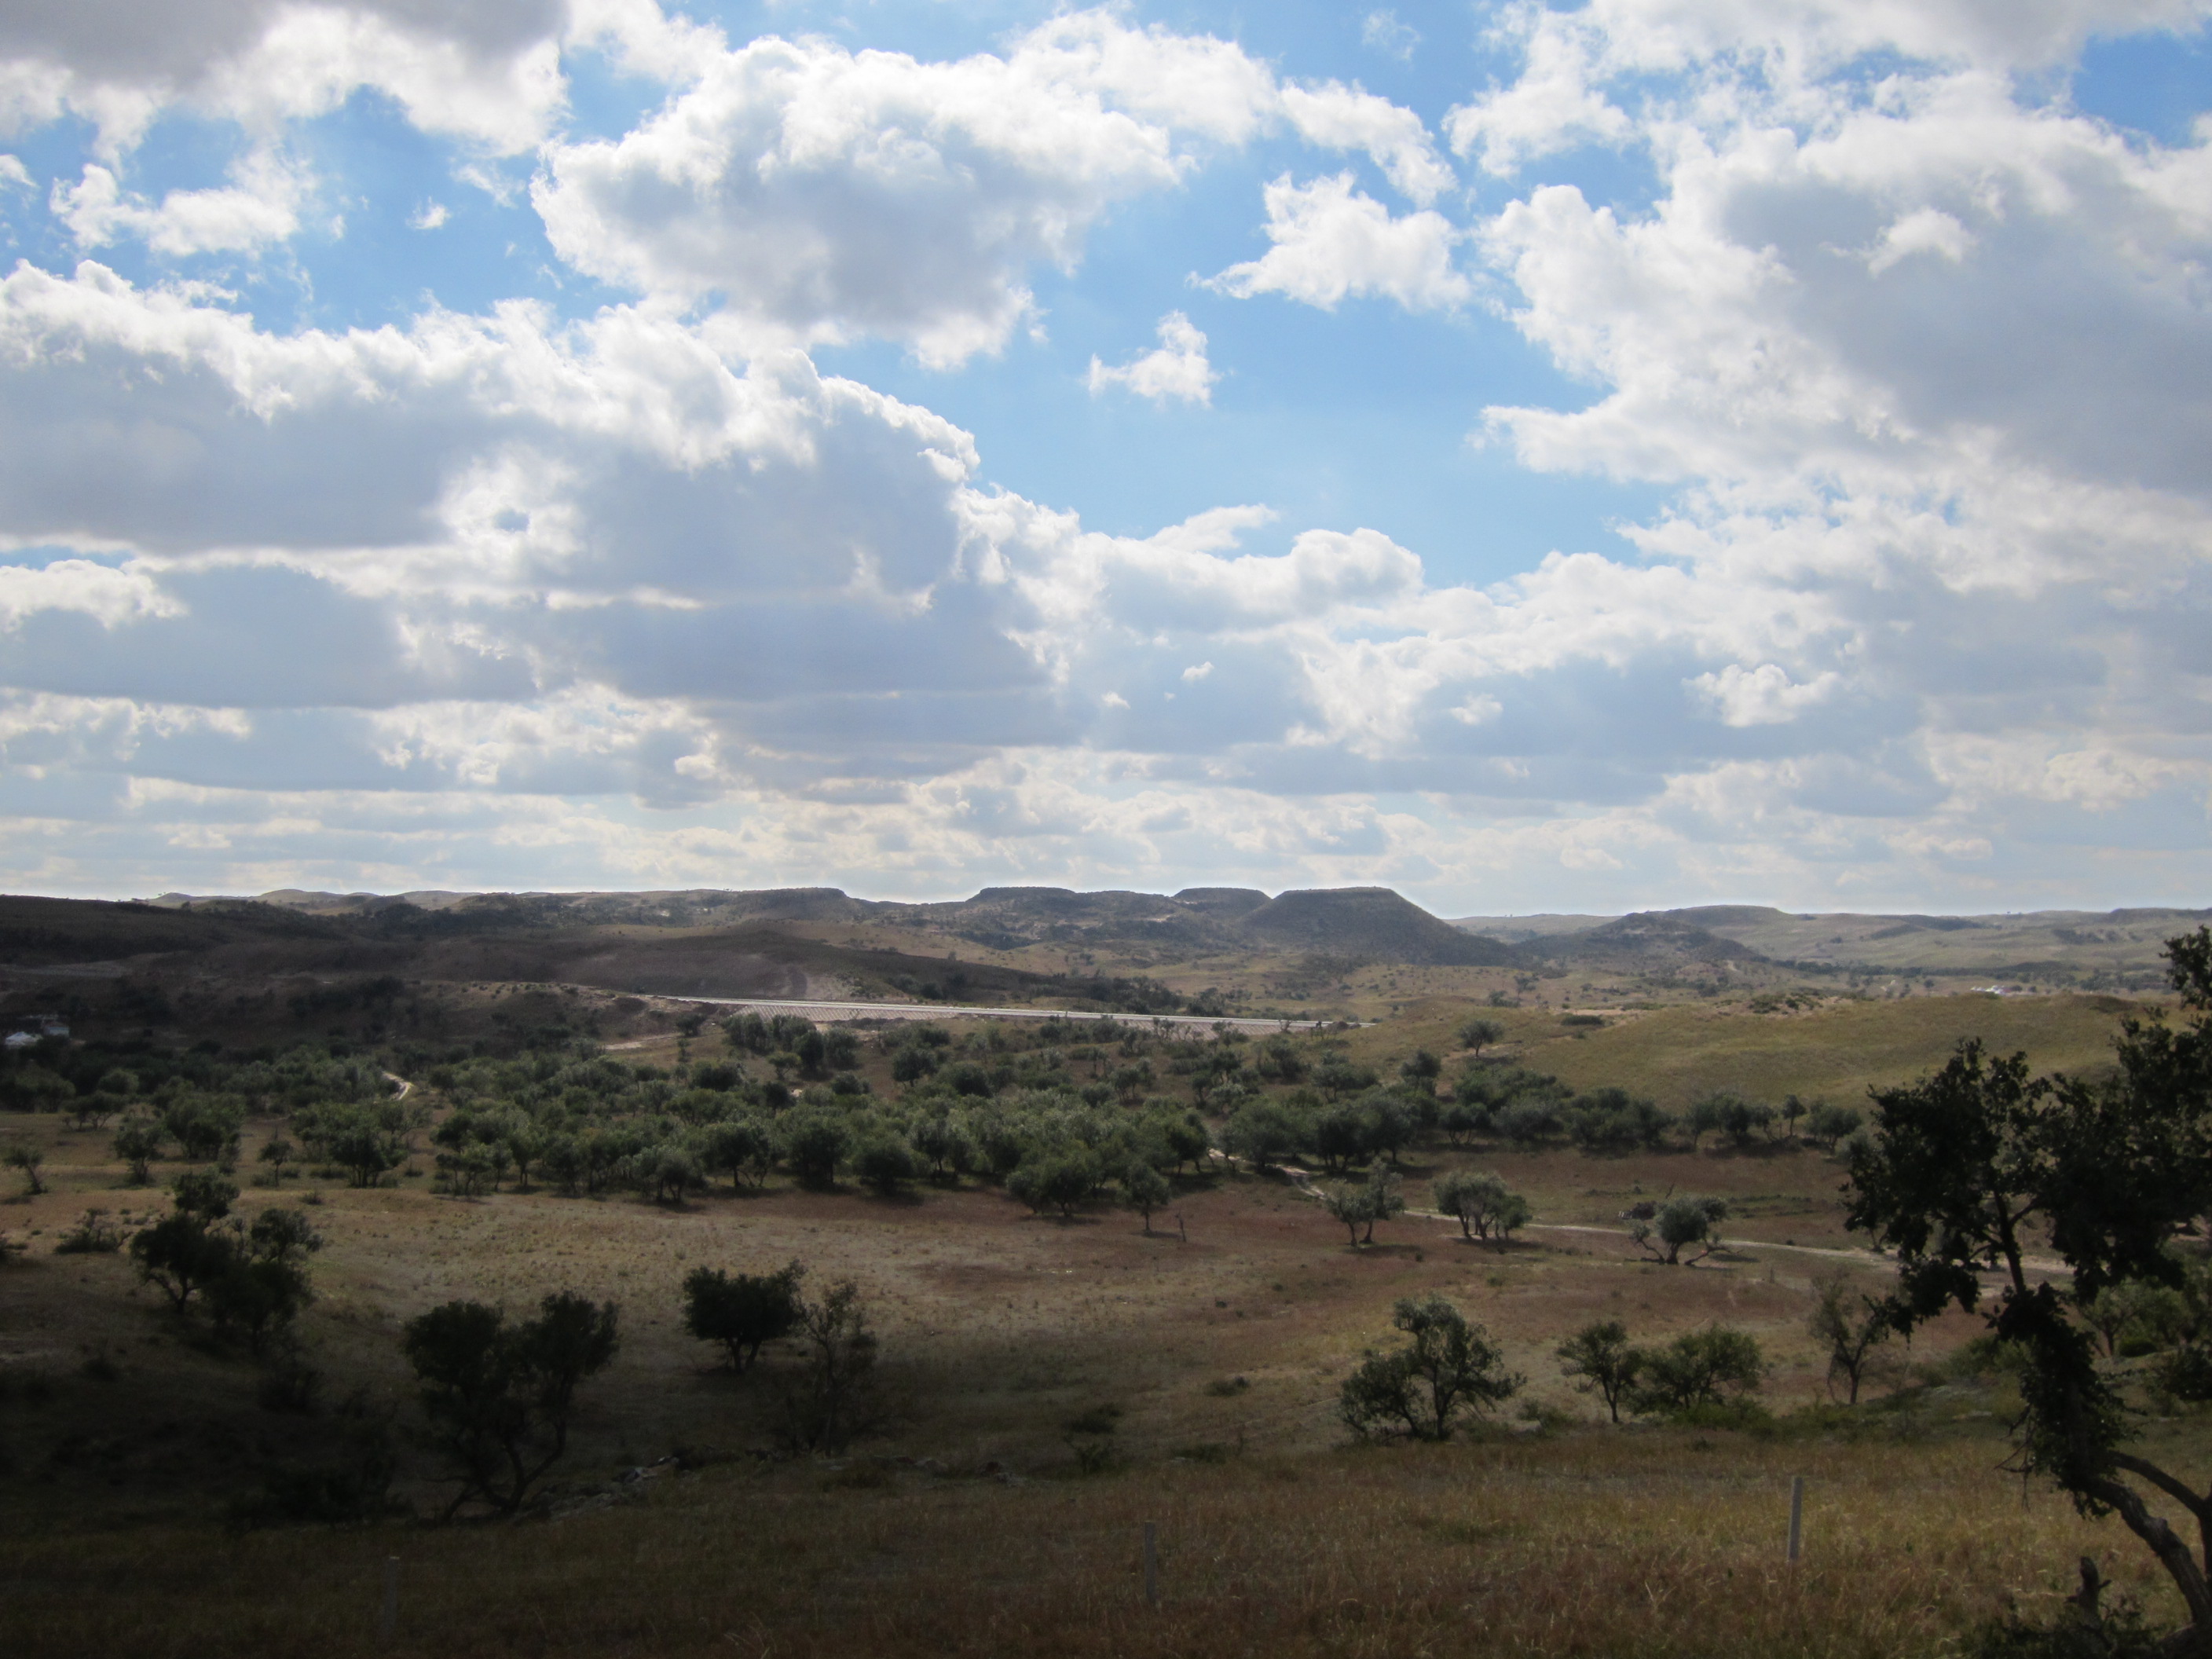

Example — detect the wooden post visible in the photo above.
[1787,1476,1804,1563]
[381,1555,399,1643]
[1143,1522,1159,1607]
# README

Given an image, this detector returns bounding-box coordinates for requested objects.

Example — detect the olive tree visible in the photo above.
[1628,1328,1766,1416]
[1433,1170,1531,1248]
[778,1280,878,1454]
[402,1291,620,1519]
[1339,1295,1522,1441]
[113,1111,165,1185]
[683,1262,801,1372]
[1324,1164,1404,1247]
[1631,1196,1728,1265]
[1121,1160,1171,1232]
[1556,1320,1640,1423]
[1807,1271,1892,1404]
[1844,929,2212,1651]
[5,1141,46,1197]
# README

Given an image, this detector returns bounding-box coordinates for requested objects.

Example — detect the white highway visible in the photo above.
[658,993,1339,1034]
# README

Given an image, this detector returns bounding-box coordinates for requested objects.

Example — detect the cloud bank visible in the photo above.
[0,2,2205,911]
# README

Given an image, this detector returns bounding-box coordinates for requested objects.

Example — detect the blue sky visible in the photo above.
[0,1,2209,914]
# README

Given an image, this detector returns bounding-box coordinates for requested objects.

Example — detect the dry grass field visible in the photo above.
[3,1426,2165,1659]
[1356,992,2152,1111]
[2,987,2205,1657]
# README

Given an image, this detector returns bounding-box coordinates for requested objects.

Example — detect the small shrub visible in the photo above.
[1173,1441,1236,1463]
[55,1208,124,1254]
[1064,1403,1122,1474]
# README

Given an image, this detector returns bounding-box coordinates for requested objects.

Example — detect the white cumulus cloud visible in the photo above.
[1086,311,1217,405]
[1208,172,1472,311]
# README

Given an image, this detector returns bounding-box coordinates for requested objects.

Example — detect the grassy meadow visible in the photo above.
[0,986,2203,1657]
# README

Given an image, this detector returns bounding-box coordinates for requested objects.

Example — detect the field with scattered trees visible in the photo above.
[3,919,2211,1657]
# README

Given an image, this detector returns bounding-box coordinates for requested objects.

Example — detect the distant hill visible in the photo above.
[1236,888,1516,965]
[0,895,342,965]
[1452,903,2212,983]
[85,881,1523,973]
[93,884,2212,987]
[1544,912,1770,971]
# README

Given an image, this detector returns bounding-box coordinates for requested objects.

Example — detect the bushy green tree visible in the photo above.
[205,1208,323,1354]
[1311,1102,1368,1173]
[1324,1164,1404,1247]
[129,1171,240,1310]
[1008,1148,1096,1219]
[852,1133,919,1196]
[1339,1295,1521,1441]
[701,1116,773,1188]
[1844,935,2212,1648]
[5,1141,46,1196]
[682,1262,801,1372]
[403,1291,620,1519]
[1456,1018,1506,1056]
[778,1109,851,1188]
[1556,1320,1640,1423]
[1433,1169,1530,1247]
[1221,1097,1305,1170]
[1632,1196,1727,1265]
[112,1111,165,1184]
[1627,1328,1766,1416]
[1804,1101,1864,1151]
[1121,1160,1171,1232]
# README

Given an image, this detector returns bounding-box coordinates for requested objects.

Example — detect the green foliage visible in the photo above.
[1804,1101,1863,1150]
[1807,1271,1892,1403]
[851,1133,919,1196]
[1432,1169,1530,1247]
[1221,1097,1305,1170]
[161,1093,247,1163]
[403,1291,620,1518]
[1120,1159,1171,1229]
[1324,1164,1404,1247]
[778,1109,851,1188]
[55,1207,124,1254]
[683,1262,801,1372]
[1339,1295,1522,1441]
[700,1115,773,1188]
[778,1280,877,1454]
[4,1140,46,1196]
[1627,1328,1767,1417]
[112,1110,164,1184]
[1562,1087,1673,1152]
[1008,1149,1097,1219]
[1456,1018,1506,1054]
[1631,1196,1727,1265]
[1689,1091,1775,1148]
[1556,1320,1639,1423]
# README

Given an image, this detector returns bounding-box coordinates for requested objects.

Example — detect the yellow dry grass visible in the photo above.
[2,982,2203,1659]
[1353,991,2152,1111]
[2,1425,2179,1659]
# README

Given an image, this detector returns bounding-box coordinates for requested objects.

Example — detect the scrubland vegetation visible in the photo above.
[3,938,2211,1658]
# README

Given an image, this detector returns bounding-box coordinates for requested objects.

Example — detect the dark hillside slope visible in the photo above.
[1546,912,1772,970]
[0,895,342,965]
[1237,888,1518,965]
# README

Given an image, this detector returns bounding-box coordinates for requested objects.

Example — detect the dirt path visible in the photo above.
[1251,1158,2064,1276]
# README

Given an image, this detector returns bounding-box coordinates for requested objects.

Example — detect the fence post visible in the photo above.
[1143,1522,1159,1607]
[1787,1476,1804,1564]
[381,1555,399,1643]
